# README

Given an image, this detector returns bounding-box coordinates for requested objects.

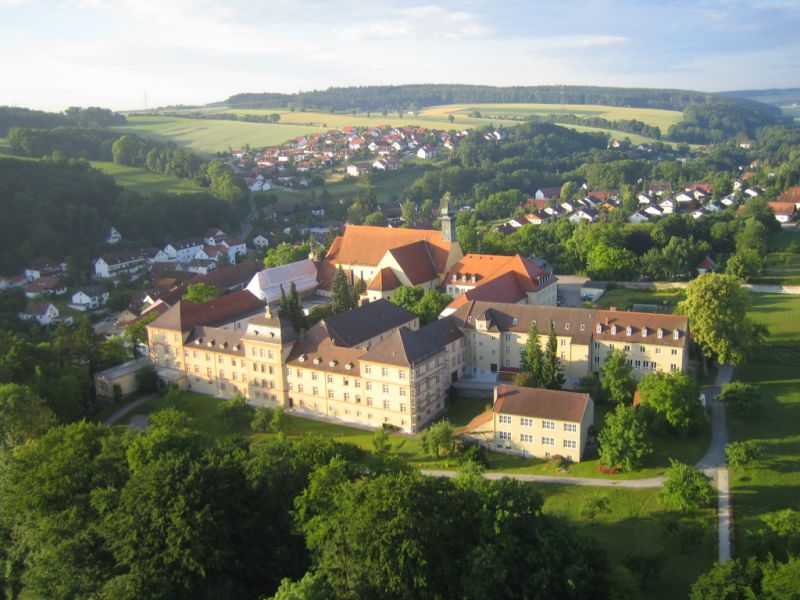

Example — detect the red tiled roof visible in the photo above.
[494,384,590,423]
[325,225,452,268]
[149,290,265,332]
[768,202,797,217]
[388,241,437,285]
[367,267,402,291]
[779,186,800,204]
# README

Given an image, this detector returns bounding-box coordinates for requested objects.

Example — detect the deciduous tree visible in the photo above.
[660,460,715,510]
[600,348,635,405]
[598,404,651,472]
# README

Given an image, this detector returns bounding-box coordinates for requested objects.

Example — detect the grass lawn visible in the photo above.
[90,161,203,195]
[754,251,800,286]
[593,287,687,313]
[0,137,12,155]
[539,485,716,600]
[728,292,800,555]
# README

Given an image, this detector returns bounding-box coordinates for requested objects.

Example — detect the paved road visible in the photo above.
[104,393,158,426]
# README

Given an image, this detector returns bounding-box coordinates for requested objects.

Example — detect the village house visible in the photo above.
[24,276,67,298]
[252,234,270,249]
[94,251,148,279]
[459,385,594,462]
[768,201,797,223]
[19,301,60,326]
[69,286,110,311]
[106,226,122,244]
[24,257,64,281]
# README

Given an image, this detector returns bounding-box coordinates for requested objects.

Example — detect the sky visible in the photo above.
[2,0,800,111]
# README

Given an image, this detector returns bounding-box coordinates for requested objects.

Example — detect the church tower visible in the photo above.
[440,201,456,243]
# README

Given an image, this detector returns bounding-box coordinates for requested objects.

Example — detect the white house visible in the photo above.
[164,238,205,264]
[627,211,650,224]
[94,252,148,279]
[106,227,122,244]
[24,257,64,281]
[644,204,663,217]
[19,301,60,325]
[416,146,437,159]
[69,286,110,312]
[659,199,676,214]
[252,235,270,250]
[221,238,247,263]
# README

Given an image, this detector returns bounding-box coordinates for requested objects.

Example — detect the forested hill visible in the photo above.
[0,106,125,136]
[210,84,781,113]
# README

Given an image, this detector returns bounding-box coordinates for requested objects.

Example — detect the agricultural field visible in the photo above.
[90,161,203,195]
[730,293,800,554]
[420,102,683,133]
[114,115,324,155]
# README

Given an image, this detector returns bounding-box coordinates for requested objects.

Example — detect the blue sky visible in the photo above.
[2,0,799,111]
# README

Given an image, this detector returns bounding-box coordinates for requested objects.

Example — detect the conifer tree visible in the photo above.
[331,267,354,314]
[519,322,543,387]
[540,321,565,389]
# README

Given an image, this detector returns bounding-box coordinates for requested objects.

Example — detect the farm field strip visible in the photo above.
[89,161,203,194]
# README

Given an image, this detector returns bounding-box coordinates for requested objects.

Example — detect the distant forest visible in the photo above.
[0,106,125,136]
[211,84,785,114]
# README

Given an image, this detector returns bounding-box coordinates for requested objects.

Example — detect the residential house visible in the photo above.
[779,186,800,209]
[24,257,64,281]
[696,256,717,274]
[346,162,372,177]
[768,202,797,223]
[19,301,60,325]
[568,208,598,224]
[416,146,437,159]
[94,251,148,279]
[627,211,650,224]
[106,226,122,244]
[459,385,594,462]
[252,235,270,250]
[535,187,561,200]
[164,238,205,264]
[69,286,110,311]
[24,276,67,298]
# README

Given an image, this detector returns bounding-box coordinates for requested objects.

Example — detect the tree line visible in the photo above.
[134,111,282,124]
[213,83,749,112]
[8,128,245,205]
[0,106,125,136]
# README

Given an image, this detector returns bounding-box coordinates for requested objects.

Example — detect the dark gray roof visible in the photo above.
[416,315,464,346]
[361,326,442,366]
[323,299,417,348]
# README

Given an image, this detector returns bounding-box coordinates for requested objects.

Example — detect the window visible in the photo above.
[655,348,661,355]
[635,360,641,368]
[382,385,389,394]
[343,393,349,401]
[594,356,600,364]
[521,417,533,427]
[521,433,534,443]
[498,431,512,440]
[267,351,274,359]
[206,353,211,361]
[505,347,510,354]
[288,383,294,392]
[383,399,390,409]
[311,372,318,380]
[327,375,333,383]
[366,382,373,391]
[297,384,303,393]
[542,437,555,446]
[670,363,678,372]
[542,420,555,430]
[365,365,372,375]
[231,359,237,367]
[563,440,577,449]
[355,380,361,388]
[343,378,349,386]
[253,363,258,372]
[399,388,406,397]
[594,341,600,349]
[207,368,212,377]
[367,398,373,406]
[505,360,510,367]
[624,345,631,352]
[639,346,645,353]
[381,368,388,377]
[560,352,565,359]
[232,373,238,381]
[504,333,511,341]
[399,370,406,380]
[565,323,570,331]
[251,348,257,357]
[564,423,577,432]
[671,349,678,356]
[400,403,406,412]
[499,414,512,424]
[327,389,334,398]
[313,387,319,396]
[560,339,566,346]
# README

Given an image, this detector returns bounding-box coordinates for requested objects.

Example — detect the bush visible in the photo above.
[660,460,715,511]
[161,384,187,411]
[270,405,287,434]
[218,394,254,425]
[718,381,762,419]
[460,444,489,468]
[726,440,763,468]
[250,406,273,433]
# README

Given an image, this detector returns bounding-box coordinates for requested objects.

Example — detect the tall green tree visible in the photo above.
[600,348,635,405]
[330,267,355,314]
[519,323,543,387]
[681,273,765,366]
[0,383,56,451]
[660,460,715,511]
[638,371,703,436]
[598,404,652,472]
[540,321,564,390]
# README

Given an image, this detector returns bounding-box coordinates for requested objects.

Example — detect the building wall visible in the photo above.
[525,282,557,307]
[491,399,593,462]
[590,338,687,380]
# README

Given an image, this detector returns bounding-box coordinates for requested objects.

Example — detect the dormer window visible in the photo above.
[345,362,353,370]
[641,327,648,337]
[673,329,680,340]
[512,318,518,326]
[233,344,240,351]
[565,323,570,331]
[462,274,468,282]
[657,328,664,339]
[626,326,632,336]
[596,324,602,333]
[470,275,476,283]
[580,324,586,331]
[313,357,322,365]
[207,340,215,347]
[611,325,618,335]
[329,359,338,367]
[299,354,307,362]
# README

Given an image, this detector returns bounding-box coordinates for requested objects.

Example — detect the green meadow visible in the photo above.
[90,161,203,195]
